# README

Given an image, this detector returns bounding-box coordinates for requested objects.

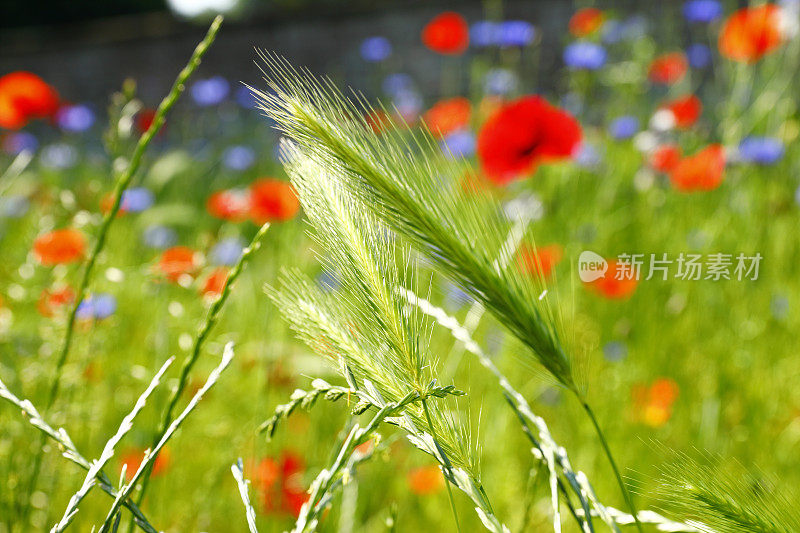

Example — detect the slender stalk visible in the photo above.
[131,222,270,515]
[421,398,462,533]
[20,18,223,526]
[581,401,644,533]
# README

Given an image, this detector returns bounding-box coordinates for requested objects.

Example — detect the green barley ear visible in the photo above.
[251,52,575,392]
[658,452,800,533]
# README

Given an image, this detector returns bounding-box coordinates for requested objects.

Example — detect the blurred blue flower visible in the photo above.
[142,225,177,249]
[121,187,154,213]
[382,73,414,96]
[191,76,230,107]
[771,294,790,320]
[223,145,256,171]
[211,237,245,266]
[738,137,785,165]
[392,90,422,121]
[444,281,473,311]
[603,341,628,362]
[440,130,475,158]
[1,132,38,154]
[621,15,648,40]
[575,143,602,168]
[561,92,583,116]
[470,21,500,47]
[77,293,117,320]
[563,42,607,70]
[609,116,639,139]
[686,43,713,68]
[235,85,258,108]
[602,19,624,44]
[498,21,536,47]
[0,195,30,218]
[56,104,96,132]
[483,68,519,95]
[360,36,392,62]
[682,0,723,23]
[316,269,341,292]
[40,143,78,169]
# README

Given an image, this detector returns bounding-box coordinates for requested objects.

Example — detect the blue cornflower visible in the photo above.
[1,132,38,154]
[738,137,784,165]
[609,116,639,139]
[142,225,177,249]
[40,143,78,169]
[574,143,602,168]
[686,43,713,68]
[57,104,96,132]
[77,293,117,320]
[382,73,414,96]
[121,187,154,212]
[498,21,536,47]
[440,130,475,158]
[211,237,245,266]
[483,68,519,95]
[682,0,723,23]
[360,36,392,62]
[0,195,30,218]
[471,21,500,47]
[223,145,256,171]
[603,341,628,362]
[235,85,258,108]
[316,269,341,292]
[563,42,607,70]
[191,76,229,107]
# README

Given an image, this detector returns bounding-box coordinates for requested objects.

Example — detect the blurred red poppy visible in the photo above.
[649,144,682,173]
[252,452,309,517]
[585,260,638,299]
[157,246,200,283]
[422,12,469,55]
[669,144,725,192]
[0,72,59,130]
[207,189,251,222]
[569,7,605,37]
[633,378,679,427]
[408,465,444,495]
[423,97,471,138]
[663,94,702,129]
[477,96,581,184]
[201,267,228,297]
[136,108,157,134]
[648,52,688,85]
[364,109,395,134]
[517,244,563,279]
[33,229,86,266]
[37,286,75,317]
[249,179,300,223]
[719,4,784,63]
[120,447,170,480]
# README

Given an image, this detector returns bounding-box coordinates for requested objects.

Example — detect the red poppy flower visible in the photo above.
[569,7,605,37]
[136,109,158,134]
[648,53,688,85]
[422,12,469,55]
[517,244,563,279]
[157,246,200,283]
[0,72,59,130]
[663,94,702,129]
[408,465,444,495]
[477,96,582,185]
[207,188,251,222]
[33,229,86,266]
[37,286,75,317]
[252,452,309,517]
[120,447,171,480]
[649,144,682,173]
[585,260,638,299]
[719,4,784,63]
[423,97,471,139]
[364,109,395,134]
[669,144,725,192]
[632,378,679,427]
[201,267,228,297]
[249,179,300,223]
